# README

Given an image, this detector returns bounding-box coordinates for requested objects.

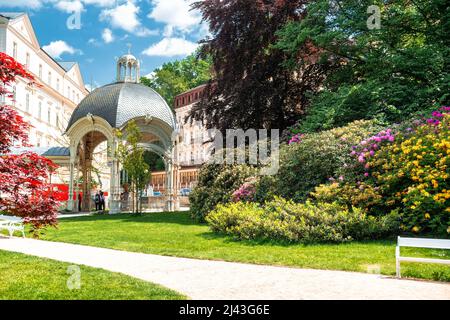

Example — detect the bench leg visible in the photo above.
[395,246,401,278]
[21,228,25,238]
[8,227,13,238]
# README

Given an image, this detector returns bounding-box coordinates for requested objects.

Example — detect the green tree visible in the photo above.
[140,53,212,108]
[276,0,450,132]
[116,121,151,214]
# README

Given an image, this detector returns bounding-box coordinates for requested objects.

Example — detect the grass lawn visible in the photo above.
[38,212,450,282]
[0,250,185,300]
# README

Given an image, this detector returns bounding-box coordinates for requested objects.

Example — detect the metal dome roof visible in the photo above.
[66,82,176,131]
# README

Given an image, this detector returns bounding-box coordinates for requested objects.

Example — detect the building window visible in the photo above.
[56,112,59,127]
[12,42,17,59]
[36,133,42,147]
[48,72,52,86]
[72,90,75,101]
[39,64,43,79]
[56,78,60,92]
[47,107,51,123]
[25,93,30,113]
[25,53,30,69]
[67,86,70,98]
[38,101,42,119]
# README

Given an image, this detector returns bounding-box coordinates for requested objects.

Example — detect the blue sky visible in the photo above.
[0,0,208,89]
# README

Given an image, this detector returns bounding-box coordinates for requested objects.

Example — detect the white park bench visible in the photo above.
[396,236,450,278]
[0,215,25,238]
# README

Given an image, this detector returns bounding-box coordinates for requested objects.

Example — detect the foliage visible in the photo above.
[116,120,151,214]
[232,178,257,202]
[366,111,450,235]
[275,120,383,201]
[0,53,59,235]
[189,161,257,221]
[144,151,165,171]
[311,182,382,212]
[207,197,399,243]
[276,0,450,132]
[140,53,211,108]
[190,0,332,133]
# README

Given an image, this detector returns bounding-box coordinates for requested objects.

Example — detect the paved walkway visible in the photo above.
[0,237,448,300]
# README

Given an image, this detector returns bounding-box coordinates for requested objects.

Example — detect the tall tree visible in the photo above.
[0,53,59,235]
[277,0,450,132]
[116,121,151,214]
[141,53,211,108]
[189,0,331,133]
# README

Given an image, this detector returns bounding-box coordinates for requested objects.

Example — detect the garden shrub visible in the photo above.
[273,120,383,201]
[311,182,382,212]
[366,110,450,235]
[189,162,257,221]
[207,197,399,243]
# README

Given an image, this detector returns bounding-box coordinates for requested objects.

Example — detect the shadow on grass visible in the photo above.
[58,211,200,226]
[198,230,396,248]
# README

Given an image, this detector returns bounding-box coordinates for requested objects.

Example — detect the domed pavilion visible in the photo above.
[65,52,179,213]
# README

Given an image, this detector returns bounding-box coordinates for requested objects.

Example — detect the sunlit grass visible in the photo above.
[0,249,186,300]
[38,212,450,282]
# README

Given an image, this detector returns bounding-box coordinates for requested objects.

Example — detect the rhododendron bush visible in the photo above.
[312,107,450,235]
[0,53,59,235]
[366,109,450,235]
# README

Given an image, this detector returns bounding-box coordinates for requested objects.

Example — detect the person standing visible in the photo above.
[94,191,100,211]
[99,190,106,212]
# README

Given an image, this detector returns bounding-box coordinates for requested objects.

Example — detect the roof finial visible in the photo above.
[127,43,132,55]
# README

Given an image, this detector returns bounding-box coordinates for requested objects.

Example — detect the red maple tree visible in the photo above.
[0,52,59,235]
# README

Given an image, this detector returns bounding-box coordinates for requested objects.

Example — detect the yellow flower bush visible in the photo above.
[368,113,450,234]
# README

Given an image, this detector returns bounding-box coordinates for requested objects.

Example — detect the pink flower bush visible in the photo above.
[351,106,450,178]
[232,181,257,202]
[288,133,305,145]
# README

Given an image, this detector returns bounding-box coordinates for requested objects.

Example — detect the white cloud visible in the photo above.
[142,37,198,57]
[83,0,116,7]
[100,1,158,37]
[148,0,201,36]
[102,28,114,43]
[54,0,84,13]
[42,40,79,59]
[0,0,43,9]
[100,1,140,32]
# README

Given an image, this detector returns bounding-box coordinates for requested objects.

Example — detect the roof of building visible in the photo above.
[0,12,26,20]
[9,146,70,157]
[66,82,176,131]
[58,62,76,72]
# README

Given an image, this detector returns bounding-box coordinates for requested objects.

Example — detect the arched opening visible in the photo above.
[74,130,109,212]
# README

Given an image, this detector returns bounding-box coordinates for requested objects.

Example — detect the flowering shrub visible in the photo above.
[189,162,257,221]
[288,133,305,145]
[311,182,382,212]
[232,179,257,202]
[276,120,383,201]
[206,197,399,243]
[367,111,450,234]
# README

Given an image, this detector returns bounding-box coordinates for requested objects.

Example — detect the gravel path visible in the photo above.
[0,237,448,300]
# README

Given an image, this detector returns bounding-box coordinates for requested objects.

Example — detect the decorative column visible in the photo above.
[165,158,175,212]
[108,138,121,214]
[67,161,75,211]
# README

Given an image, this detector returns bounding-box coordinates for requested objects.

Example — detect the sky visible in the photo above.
[0,0,208,90]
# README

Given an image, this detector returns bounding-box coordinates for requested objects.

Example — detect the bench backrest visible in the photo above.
[0,215,23,223]
[398,236,450,250]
